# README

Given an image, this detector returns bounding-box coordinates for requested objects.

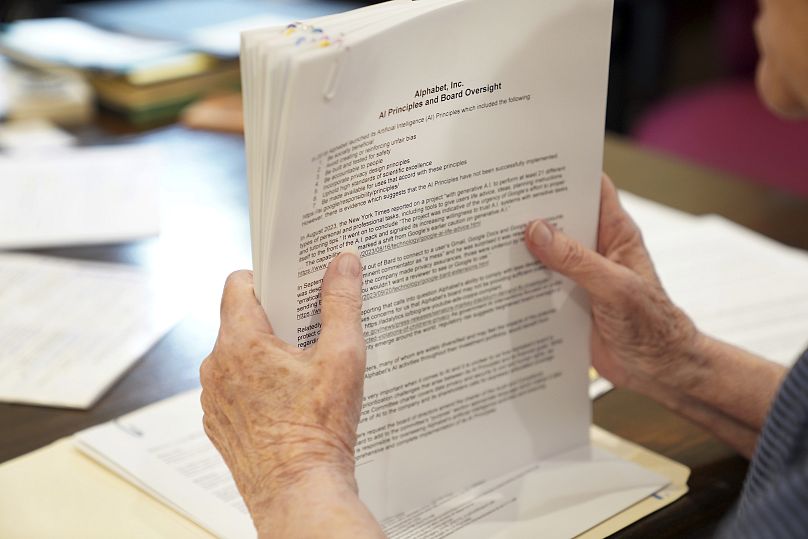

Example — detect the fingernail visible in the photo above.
[529,220,553,247]
[337,245,361,277]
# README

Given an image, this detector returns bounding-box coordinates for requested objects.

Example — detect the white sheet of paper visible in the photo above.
[247,0,615,519]
[588,376,614,400]
[619,191,703,239]
[651,215,808,366]
[75,389,668,539]
[0,253,184,408]
[0,144,161,249]
[593,192,808,399]
[76,391,254,539]
[383,445,666,539]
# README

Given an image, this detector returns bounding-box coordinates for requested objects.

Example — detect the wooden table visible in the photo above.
[2,128,807,538]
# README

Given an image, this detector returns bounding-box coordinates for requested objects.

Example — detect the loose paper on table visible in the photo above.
[0,253,184,408]
[0,144,161,249]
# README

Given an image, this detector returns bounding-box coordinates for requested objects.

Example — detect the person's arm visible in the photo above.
[200,249,385,538]
[524,175,787,458]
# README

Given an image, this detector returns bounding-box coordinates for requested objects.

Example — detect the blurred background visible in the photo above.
[2,0,806,195]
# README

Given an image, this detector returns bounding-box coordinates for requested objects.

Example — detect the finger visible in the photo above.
[598,175,660,279]
[524,218,630,302]
[220,270,274,334]
[318,246,365,347]
[598,175,641,249]
[599,175,623,223]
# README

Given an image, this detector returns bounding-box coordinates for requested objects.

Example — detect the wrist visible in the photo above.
[251,465,359,537]
[249,424,357,495]
[250,444,356,506]
[623,306,705,391]
[626,321,711,397]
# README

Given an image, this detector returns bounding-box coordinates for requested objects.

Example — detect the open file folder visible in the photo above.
[0,397,688,539]
[71,390,675,538]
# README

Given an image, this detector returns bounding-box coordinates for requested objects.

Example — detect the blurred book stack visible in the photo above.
[0,57,93,126]
[89,57,241,125]
[0,0,361,126]
[0,18,239,125]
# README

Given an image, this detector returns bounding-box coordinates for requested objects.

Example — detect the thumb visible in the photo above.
[524,220,627,302]
[318,245,365,346]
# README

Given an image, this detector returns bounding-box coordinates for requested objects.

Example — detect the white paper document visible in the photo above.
[649,216,808,366]
[0,253,184,408]
[76,391,254,539]
[75,390,668,539]
[243,0,617,521]
[620,193,808,366]
[0,144,161,249]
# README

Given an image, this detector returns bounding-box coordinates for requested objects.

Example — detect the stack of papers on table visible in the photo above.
[0,144,161,249]
[0,253,184,408]
[590,193,808,398]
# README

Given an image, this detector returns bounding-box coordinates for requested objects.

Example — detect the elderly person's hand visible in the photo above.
[524,174,785,458]
[525,175,698,390]
[200,249,384,538]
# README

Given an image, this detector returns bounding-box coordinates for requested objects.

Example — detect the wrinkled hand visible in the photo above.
[200,249,366,526]
[524,175,698,390]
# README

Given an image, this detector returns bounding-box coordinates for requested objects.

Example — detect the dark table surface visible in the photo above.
[3,126,807,538]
